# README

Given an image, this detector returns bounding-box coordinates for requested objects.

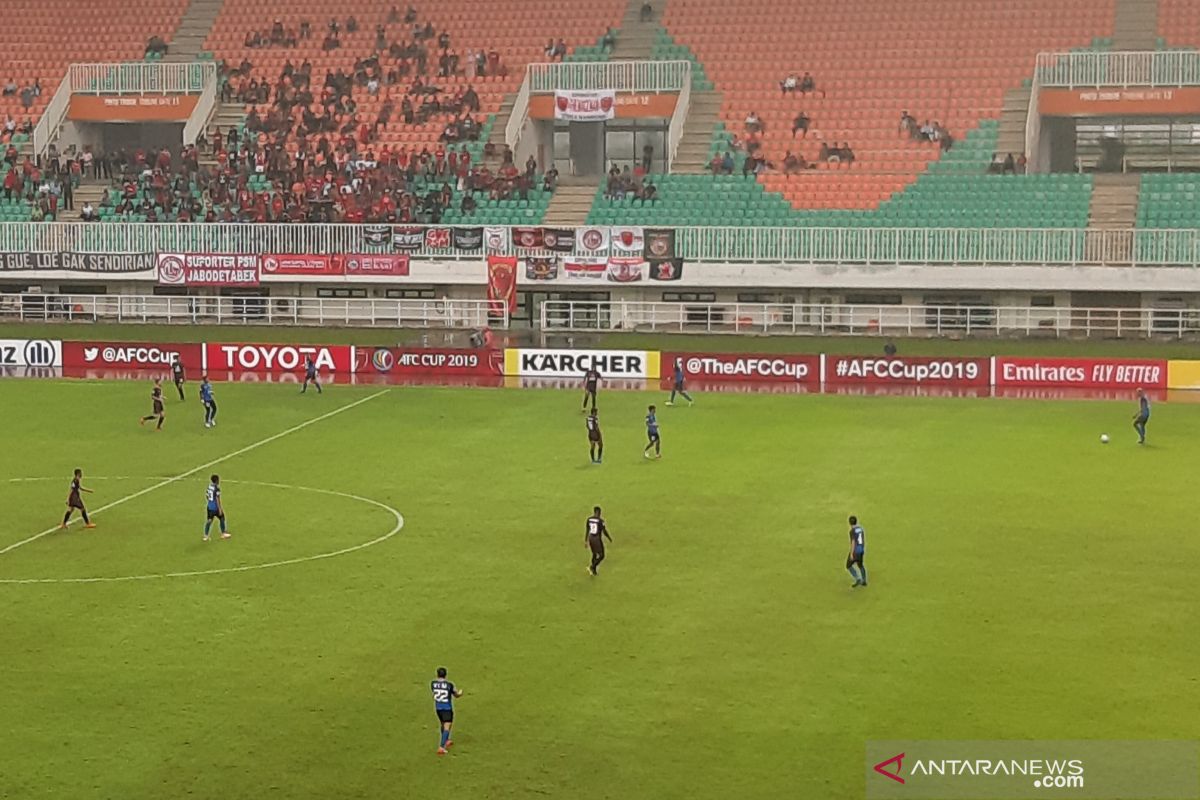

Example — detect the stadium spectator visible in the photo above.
[1016,153,1027,174]
[780,73,798,94]
[1002,152,1016,174]
[744,110,763,133]
[80,201,98,221]
[642,143,654,172]
[601,27,617,54]
[721,151,734,174]
[792,111,810,138]
[145,36,168,57]
[640,1,653,22]
[783,150,805,174]
[2,77,16,96]
[19,85,34,110]
[300,20,312,39]
[799,72,822,96]
[543,165,559,192]
[899,110,916,137]
[639,178,657,204]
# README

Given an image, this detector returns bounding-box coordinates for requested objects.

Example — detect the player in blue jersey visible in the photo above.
[846,515,867,588]
[200,375,217,428]
[301,356,322,394]
[586,408,603,464]
[1132,387,1150,445]
[665,357,694,406]
[643,404,661,459]
[204,474,230,541]
[431,666,464,755]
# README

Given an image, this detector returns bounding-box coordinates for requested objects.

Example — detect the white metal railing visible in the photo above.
[506,71,533,150]
[32,73,74,157]
[1035,50,1200,89]
[667,70,691,170]
[540,301,1200,339]
[0,293,505,328]
[68,62,217,95]
[0,223,1198,266]
[527,60,691,93]
[183,73,218,147]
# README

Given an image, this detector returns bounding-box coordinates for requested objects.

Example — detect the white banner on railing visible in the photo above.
[554,90,616,122]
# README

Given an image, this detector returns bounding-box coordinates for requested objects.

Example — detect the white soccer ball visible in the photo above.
[1100,434,1110,444]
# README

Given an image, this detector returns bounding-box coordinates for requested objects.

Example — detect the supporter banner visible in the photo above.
[0,338,62,367]
[0,252,154,273]
[68,94,198,122]
[1039,87,1200,117]
[353,347,504,377]
[826,355,990,386]
[486,255,518,316]
[364,224,390,247]
[424,227,452,249]
[205,343,353,373]
[563,257,607,279]
[611,226,644,256]
[484,226,511,253]
[524,256,559,281]
[577,227,610,254]
[452,226,484,251]
[554,89,616,122]
[1168,360,1200,390]
[664,352,820,384]
[531,92,675,120]
[261,254,344,277]
[607,257,646,283]
[343,254,410,277]
[156,253,260,287]
[644,228,676,260]
[392,226,425,251]
[512,226,544,249]
[995,357,1167,389]
[63,341,204,370]
[648,257,684,281]
[504,348,660,379]
[542,228,576,252]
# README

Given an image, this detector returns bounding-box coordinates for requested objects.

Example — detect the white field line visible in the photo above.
[0,480,405,584]
[0,389,390,557]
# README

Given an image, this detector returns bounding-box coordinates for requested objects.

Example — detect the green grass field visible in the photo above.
[1,379,1197,799]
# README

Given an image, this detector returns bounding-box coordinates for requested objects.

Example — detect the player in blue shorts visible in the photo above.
[200,375,217,428]
[431,666,464,755]
[665,357,694,406]
[204,474,231,541]
[301,356,322,394]
[643,404,661,459]
[1132,387,1150,445]
[846,515,867,588]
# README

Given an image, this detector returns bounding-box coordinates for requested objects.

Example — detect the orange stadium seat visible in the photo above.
[1158,0,1200,47]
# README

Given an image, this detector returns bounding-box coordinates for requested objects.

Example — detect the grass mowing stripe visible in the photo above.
[0,389,390,556]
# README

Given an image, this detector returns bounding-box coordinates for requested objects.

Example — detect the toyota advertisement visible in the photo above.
[664,352,820,385]
[994,357,1168,390]
[205,343,354,374]
[825,355,991,386]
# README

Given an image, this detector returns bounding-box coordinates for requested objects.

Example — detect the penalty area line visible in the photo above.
[0,388,391,557]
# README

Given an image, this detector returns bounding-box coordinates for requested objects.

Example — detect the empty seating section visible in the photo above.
[1158,0,1200,47]
[0,0,187,125]
[204,0,626,153]
[1138,175,1200,228]
[661,0,1114,208]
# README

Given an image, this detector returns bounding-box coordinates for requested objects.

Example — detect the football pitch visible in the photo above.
[1,378,1197,799]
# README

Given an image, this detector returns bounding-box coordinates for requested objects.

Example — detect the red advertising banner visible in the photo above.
[261,254,344,277]
[63,341,204,370]
[354,347,504,377]
[157,253,260,287]
[342,254,409,277]
[995,357,1167,389]
[663,352,820,384]
[826,355,990,386]
[487,255,518,317]
[204,343,353,373]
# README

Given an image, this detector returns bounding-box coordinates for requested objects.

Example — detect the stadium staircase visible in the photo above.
[1084,173,1140,263]
[1112,0,1159,49]
[607,0,664,60]
[995,85,1031,161]
[542,182,600,226]
[55,181,110,222]
[162,0,225,62]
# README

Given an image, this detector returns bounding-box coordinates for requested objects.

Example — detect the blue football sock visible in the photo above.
[859,566,868,583]
[440,728,449,747]
[220,518,227,533]
[847,565,859,581]
[204,520,212,536]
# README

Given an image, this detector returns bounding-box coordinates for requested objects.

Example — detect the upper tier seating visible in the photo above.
[661,0,1115,209]
[0,0,186,126]
[1158,0,1200,47]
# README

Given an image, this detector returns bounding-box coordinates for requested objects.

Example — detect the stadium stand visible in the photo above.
[1158,0,1200,47]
